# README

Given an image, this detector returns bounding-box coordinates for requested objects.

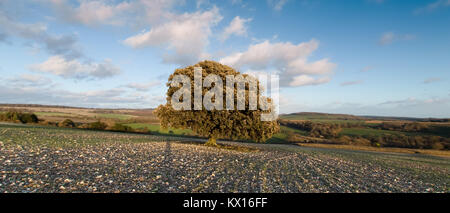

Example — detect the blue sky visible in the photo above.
[0,0,449,117]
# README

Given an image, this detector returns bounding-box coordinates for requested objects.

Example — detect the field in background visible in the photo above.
[1,104,449,156]
[278,112,450,150]
[123,123,193,136]
[0,104,158,124]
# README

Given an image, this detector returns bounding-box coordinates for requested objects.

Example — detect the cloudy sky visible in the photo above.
[0,0,449,117]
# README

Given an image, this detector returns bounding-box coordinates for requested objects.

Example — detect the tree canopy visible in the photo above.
[155,60,279,145]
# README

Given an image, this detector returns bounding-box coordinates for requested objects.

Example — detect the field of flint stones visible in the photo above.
[0,123,449,193]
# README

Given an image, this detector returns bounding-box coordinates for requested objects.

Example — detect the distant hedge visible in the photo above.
[279,119,449,150]
[59,119,76,128]
[0,111,39,123]
[87,121,108,130]
[279,120,342,138]
[110,123,134,132]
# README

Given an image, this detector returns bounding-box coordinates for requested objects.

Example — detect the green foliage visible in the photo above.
[341,128,449,150]
[279,119,449,150]
[59,119,76,128]
[364,133,449,150]
[340,127,404,137]
[337,135,353,144]
[0,111,39,123]
[155,60,280,145]
[110,123,134,132]
[87,121,108,130]
[378,122,429,132]
[279,120,341,139]
[124,123,192,135]
[19,113,39,123]
[431,142,445,150]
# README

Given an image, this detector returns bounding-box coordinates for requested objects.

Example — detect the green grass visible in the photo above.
[95,113,135,120]
[267,125,309,143]
[0,123,178,148]
[124,123,193,135]
[123,123,307,143]
[280,115,366,125]
[280,125,308,135]
[33,112,75,117]
[267,133,289,143]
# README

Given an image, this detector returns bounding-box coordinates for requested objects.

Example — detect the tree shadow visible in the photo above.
[161,141,174,192]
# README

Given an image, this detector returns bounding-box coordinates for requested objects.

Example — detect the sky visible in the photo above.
[0,0,449,118]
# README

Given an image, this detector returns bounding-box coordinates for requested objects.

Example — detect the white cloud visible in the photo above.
[16,74,51,83]
[44,0,134,26]
[125,81,161,91]
[220,39,336,87]
[231,0,243,5]
[0,32,7,42]
[8,74,53,87]
[367,0,386,4]
[340,80,363,86]
[280,97,450,118]
[30,55,121,79]
[414,0,450,14]
[123,7,222,65]
[221,39,319,69]
[379,97,450,107]
[290,75,330,87]
[0,11,81,58]
[220,16,252,41]
[423,77,442,84]
[0,83,162,108]
[68,0,132,26]
[267,0,289,11]
[361,66,374,72]
[0,6,124,80]
[82,88,125,97]
[379,32,415,45]
[41,1,223,66]
[196,0,210,8]
[379,32,395,45]
[0,72,163,108]
[42,0,185,27]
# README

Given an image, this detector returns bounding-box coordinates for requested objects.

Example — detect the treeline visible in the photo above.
[370,134,448,150]
[424,118,450,122]
[376,122,429,132]
[47,118,136,133]
[279,120,342,138]
[1,110,137,133]
[337,134,449,150]
[279,119,449,150]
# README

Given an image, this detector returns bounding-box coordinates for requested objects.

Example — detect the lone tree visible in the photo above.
[154,60,279,146]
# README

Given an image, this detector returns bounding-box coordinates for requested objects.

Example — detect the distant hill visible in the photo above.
[280,112,366,121]
[280,112,450,123]
[1,104,448,123]
[0,103,154,110]
[0,103,83,109]
[361,115,450,122]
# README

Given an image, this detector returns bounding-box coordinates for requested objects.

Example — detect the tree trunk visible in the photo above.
[205,137,217,146]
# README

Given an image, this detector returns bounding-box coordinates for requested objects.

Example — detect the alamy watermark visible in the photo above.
[170,67,279,121]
